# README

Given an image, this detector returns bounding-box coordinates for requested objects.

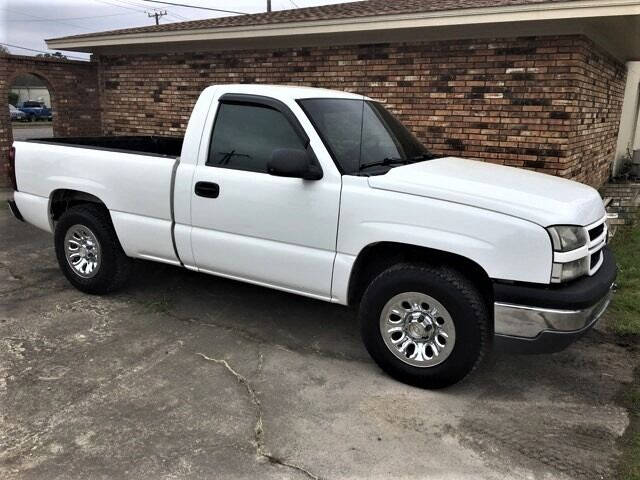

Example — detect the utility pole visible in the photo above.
[267,0,271,12]
[148,10,167,25]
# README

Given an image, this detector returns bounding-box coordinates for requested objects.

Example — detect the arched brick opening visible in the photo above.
[1,54,101,188]
[7,71,56,136]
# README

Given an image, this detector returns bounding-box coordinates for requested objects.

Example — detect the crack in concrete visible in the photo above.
[170,311,363,364]
[196,352,322,480]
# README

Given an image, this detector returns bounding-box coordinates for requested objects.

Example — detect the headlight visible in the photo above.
[547,225,588,252]
[550,257,590,283]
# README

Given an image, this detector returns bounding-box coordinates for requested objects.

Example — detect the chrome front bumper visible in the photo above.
[493,286,614,354]
[494,287,613,338]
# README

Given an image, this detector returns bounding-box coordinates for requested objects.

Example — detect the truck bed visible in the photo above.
[13,136,181,264]
[25,135,184,158]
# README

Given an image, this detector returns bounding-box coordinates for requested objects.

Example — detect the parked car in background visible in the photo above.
[9,104,27,122]
[7,85,616,389]
[19,101,52,122]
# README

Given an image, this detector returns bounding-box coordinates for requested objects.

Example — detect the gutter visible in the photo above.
[46,0,640,51]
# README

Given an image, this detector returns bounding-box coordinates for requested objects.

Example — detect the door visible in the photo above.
[189,94,341,300]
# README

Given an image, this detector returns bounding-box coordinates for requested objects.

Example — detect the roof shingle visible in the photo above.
[49,0,572,42]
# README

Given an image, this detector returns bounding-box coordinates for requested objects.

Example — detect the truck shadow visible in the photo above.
[126,259,369,363]
[125,258,624,395]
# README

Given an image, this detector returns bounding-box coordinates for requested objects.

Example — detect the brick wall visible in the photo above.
[1,54,101,187]
[565,42,627,186]
[97,34,626,187]
[601,181,640,228]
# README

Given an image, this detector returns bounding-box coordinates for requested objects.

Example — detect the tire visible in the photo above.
[54,204,132,294]
[359,263,490,389]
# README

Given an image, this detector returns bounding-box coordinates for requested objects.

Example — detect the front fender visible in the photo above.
[333,178,553,304]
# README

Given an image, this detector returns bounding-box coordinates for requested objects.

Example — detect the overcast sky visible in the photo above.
[0,0,354,60]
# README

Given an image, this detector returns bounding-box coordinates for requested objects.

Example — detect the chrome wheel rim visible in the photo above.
[64,224,101,278]
[379,292,456,368]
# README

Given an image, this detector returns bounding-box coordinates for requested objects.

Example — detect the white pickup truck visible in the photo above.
[7,84,616,388]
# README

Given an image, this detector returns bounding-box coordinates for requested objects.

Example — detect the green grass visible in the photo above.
[619,370,640,480]
[610,225,640,336]
[610,224,640,480]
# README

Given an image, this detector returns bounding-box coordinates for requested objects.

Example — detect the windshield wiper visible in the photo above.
[358,157,413,171]
[410,152,437,161]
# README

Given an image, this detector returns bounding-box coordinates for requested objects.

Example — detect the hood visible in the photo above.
[367,157,605,226]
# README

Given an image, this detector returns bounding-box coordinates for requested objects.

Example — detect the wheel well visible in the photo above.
[50,189,106,223]
[347,242,494,308]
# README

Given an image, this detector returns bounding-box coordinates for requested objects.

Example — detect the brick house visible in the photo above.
[43,0,640,187]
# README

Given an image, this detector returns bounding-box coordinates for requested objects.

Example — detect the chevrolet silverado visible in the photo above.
[7,85,616,388]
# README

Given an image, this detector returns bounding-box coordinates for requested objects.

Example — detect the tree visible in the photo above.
[36,52,68,59]
[0,45,9,56]
[9,91,19,107]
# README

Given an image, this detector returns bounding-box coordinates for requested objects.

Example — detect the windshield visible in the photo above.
[298,98,431,175]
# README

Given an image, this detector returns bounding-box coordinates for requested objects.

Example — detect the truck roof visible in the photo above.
[208,84,370,102]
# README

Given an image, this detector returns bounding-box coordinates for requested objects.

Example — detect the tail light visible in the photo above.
[7,146,17,190]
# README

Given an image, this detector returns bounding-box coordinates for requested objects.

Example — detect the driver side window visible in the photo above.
[207,102,305,174]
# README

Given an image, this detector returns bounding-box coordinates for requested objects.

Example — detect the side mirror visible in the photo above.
[267,148,322,180]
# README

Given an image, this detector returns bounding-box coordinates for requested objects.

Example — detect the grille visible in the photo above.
[589,223,605,241]
[586,216,607,276]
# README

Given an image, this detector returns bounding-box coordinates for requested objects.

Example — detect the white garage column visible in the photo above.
[614,61,640,175]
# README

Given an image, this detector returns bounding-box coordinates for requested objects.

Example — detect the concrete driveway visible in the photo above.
[0,198,635,479]
[11,124,53,141]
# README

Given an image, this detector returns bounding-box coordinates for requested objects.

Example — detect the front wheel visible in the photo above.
[359,264,490,389]
[54,204,132,294]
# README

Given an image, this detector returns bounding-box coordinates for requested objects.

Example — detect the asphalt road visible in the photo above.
[0,197,635,479]
[11,124,53,141]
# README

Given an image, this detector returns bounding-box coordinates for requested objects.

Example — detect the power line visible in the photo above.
[90,0,193,25]
[139,0,247,14]
[8,12,132,22]
[167,11,192,21]
[0,42,88,61]
[111,0,156,11]
[115,0,190,20]
[289,0,300,7]
[0,8,91,31]
[114,0,187,24]
[90,0,147,13]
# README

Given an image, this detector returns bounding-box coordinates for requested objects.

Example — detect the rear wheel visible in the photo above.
[359,263,490,388]
[54,204,132,294]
